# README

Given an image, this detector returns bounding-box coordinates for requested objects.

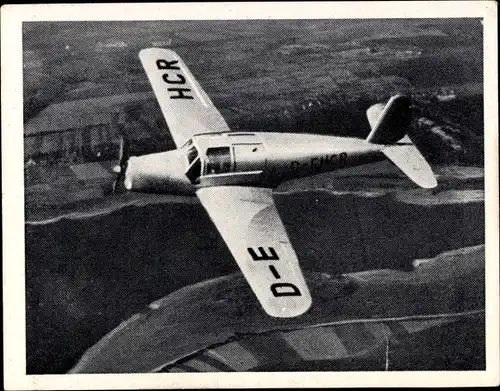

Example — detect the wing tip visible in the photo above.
[420,176,438,189]
[264,296,313,318]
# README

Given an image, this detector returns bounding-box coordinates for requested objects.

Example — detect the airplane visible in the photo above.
[113,48,438,318]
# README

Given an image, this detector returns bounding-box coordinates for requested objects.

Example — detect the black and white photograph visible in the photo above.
[2,2,499,389]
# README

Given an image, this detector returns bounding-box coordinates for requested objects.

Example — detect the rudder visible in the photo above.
[366,95,412,144]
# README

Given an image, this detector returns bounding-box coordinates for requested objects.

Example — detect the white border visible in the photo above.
[2,2,498,389]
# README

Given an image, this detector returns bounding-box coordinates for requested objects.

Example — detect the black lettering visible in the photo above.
[162,73,186,84]
[248,247,279,261]
[269,265,281,279]
[271,283,302,297]
[156,59,180,70]
[168,88,194,99]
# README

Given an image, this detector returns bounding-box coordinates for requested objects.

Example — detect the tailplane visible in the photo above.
[382,137,437,189]
[366,95,437,189]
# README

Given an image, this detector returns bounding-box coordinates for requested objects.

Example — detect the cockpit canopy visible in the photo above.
[183,133,264,184]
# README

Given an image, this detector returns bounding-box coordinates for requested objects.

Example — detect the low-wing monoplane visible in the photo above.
[114,48,437,318]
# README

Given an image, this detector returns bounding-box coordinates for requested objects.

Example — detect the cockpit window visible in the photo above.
[187,146,198,165]
[186,157,201,183]
[206,147,232,174]
[184,142,201,183]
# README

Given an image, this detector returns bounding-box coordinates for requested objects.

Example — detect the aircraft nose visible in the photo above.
[123,151,192,194]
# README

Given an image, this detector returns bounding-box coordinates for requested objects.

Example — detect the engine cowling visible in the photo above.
[123,150,194,194]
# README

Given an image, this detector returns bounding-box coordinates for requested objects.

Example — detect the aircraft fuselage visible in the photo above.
[124,132,385,194]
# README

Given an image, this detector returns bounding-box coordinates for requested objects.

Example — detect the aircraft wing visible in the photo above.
[139,48,231,148]
[196,186,312,318]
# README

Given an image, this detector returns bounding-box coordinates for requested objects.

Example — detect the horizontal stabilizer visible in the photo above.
[383,139,437,189]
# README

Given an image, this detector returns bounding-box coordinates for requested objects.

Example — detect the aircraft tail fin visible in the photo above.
[366,95,437,188]
[366,94,412,144]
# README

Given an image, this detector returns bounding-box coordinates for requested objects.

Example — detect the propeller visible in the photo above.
[112,136,130,194]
